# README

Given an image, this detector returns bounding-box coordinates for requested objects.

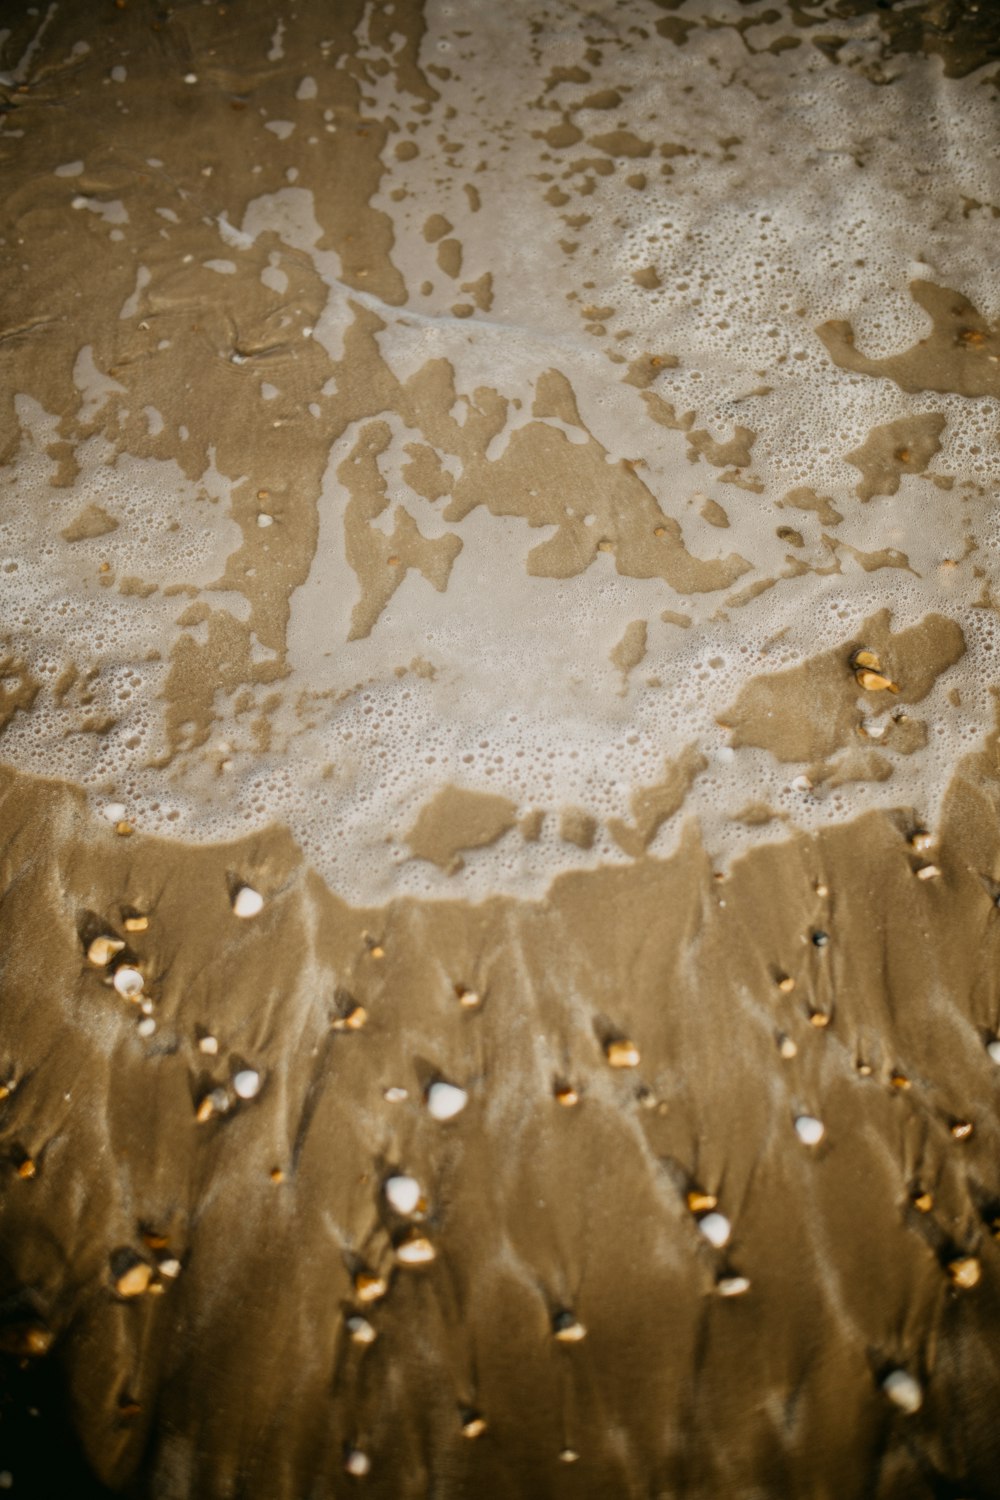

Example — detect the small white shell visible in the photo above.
[882,1369,922,1414]
[395,1231,435,1265]
[232,885,264,919]
[233,1068,261,1100]
[426,1081,467,1121]
[113,966,144,999]
[794,1115,825,1146]
[384,1174,421,1215]
[697,1212,731,1249]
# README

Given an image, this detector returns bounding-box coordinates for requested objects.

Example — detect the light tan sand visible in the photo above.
[2,2,1000,1497]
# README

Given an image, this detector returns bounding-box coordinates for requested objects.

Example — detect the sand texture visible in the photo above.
[2,0,1000,1495]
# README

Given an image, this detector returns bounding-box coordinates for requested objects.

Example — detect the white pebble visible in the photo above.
[233,1069,261,1099]
[986,1040,1000,1064]
[183,72,197,84]
[697,1212,731,1249]
[795,1115,825,1146]
[384,1086,408,1102]
[882,1368,922,1414]
[344,1448,370,1477]
[257,513,273,527]
[137,1017,156,1038]
[717,1275,751,1297]
[426,1081,467,1121]
[346,1314,377,1345]
[158,1258,181,1279]
[113,966,144,999]
[102,802,127,823]
[232,885,264,919]
[383,1174,421,1215]
[199,1035,219,1055]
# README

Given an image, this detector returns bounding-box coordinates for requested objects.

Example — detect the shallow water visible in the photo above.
[2,2,1000,1496]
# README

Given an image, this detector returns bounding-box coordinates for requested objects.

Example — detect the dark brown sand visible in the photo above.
[3,1,1000,1497]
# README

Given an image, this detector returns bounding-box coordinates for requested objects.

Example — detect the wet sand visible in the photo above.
[2,1,1000,1496]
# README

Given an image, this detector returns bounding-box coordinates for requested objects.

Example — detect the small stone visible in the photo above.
[233,1069,261,1100]
[115,821,134,837]
[270,1167,285,1183]
[915,863,940,881]
[947,1256,981,1290]
[697,1211,731,1248]
[552,1311,587,1343]
[183,72,198,84]
[455,985,481,1008]
[811,930,829,948]
[344,1448,370,1477]
[354,1271,388,1304]
[717,1275,751,1297]
[344,1004,367,1030]
[232,885,264,919]
[559,1449,579,1464]
[113,965,144,999]
[123,913,149,933]
[199,1035,219,1055]
[776,974,796,993]
[346,1314,377,1345]
[815,884,829,898]
[912,1191,933,1213]
[778,1035,798,1059]
[890,1073,910,1090]
[555,1084,579,1107]
[909,829,933,852]
[16,1159,36,1180]
[384,1086,408,1102]
[882,1368,922,1415]
[794,1115,825,1146]
[987,1040,1000,1064]
[856,669,899,693]
[115,1261,152,1298]
[395,1229,435,1266]
[809,1010,830,1028]
[461,1413,487,1439]
[87,935,125,967]
[383,1174,421,1216]
[791,774,813,792]
[257,512,273,527]
[851,648,882,671]
[137,1017,156,1038]
[426,1081,468,1121]
[158,1257,181,1279]
[195,1088,229,1123]
[687,1190,717,1214]
[604,1038,640,1068]
[950,1120,974,1141]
